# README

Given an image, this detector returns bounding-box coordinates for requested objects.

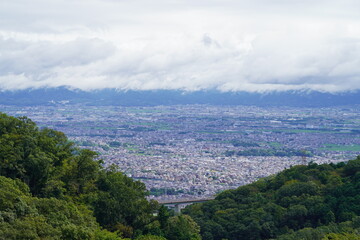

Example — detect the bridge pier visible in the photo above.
[174,204,181,215]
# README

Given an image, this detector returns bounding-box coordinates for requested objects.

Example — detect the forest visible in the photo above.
[1,112,360,240]
[183,157,360,239]
[0,113,200,240]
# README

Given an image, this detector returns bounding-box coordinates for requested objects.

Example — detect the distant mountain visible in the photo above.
[1,87,360,107]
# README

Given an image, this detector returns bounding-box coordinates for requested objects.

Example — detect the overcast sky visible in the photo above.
[0,0,359,92]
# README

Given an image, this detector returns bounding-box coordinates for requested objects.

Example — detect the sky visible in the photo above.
[0,0,360,92]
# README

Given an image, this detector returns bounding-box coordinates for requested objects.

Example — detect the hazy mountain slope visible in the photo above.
[1,87,360,107]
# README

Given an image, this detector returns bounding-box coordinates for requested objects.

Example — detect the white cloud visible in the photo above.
[0,0,360,92]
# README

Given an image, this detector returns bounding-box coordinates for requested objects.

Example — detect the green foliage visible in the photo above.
[276,220,360,240]
[184,157,360,240]
[344,156,360,176]
[5,112,360,240]
[89,169,156,232]
[150,188,187,197]
[0,175,110,239]
[225,148,312,157]
[61,149,101,196]
[94,229,123,240]
[0,113,156,239]
[136,235,167,240]
[142,206,201,240]
[322,232,360,240]
[230,140,260,147]
[165,215,201,240]
[109,141,122,147]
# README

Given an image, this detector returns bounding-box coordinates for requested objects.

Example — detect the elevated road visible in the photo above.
[158,197,215,214]
[158,197,215,205]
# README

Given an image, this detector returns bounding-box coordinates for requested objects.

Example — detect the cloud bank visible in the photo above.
[0,0,360,92]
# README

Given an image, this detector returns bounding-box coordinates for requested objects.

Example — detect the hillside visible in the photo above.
[0,113,200,240]
[183,157,360,240]
[2,112,360,240]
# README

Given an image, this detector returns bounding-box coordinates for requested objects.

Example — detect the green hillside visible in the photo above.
[183,157,360,240]
[0,113,200,240]
[2,111,360,240]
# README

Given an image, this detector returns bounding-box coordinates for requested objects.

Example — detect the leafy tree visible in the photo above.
[0,113,159,239]
[0,175,120,239]
[184,156,360,240]
[61,149,101,196]
[90,169,156,232]
[165,215,201,240]
[136,235,167,240]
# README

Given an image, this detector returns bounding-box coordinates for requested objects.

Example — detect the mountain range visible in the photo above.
[1,87,360,107]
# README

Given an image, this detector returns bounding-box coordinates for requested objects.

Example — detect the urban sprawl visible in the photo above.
[2,104,360,201]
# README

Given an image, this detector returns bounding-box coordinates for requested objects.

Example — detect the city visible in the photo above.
[2,103,360,201]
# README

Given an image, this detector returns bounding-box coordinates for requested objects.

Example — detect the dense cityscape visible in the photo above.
[2,103,360,200]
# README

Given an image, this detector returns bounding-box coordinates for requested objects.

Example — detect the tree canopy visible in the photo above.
[183,157,360,240]
[0,113,169,239]
[3,112,360,240]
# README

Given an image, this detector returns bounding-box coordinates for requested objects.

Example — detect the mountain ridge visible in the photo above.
[1,87,360,107]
